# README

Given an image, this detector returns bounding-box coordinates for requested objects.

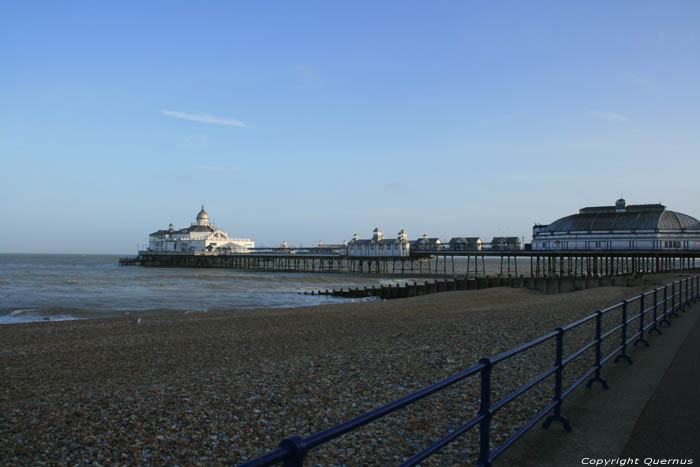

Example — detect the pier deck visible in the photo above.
[121,250,700,278]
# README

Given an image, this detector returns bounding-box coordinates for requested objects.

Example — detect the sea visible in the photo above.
[0,254,509,324]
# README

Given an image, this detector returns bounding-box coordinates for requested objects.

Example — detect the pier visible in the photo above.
[121,249,700,278]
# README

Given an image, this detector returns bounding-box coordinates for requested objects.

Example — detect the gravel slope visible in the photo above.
[0,274,689,466]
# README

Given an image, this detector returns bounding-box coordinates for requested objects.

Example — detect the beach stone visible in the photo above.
[0,273,688,465]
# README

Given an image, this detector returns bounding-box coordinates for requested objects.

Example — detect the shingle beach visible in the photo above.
[0,274,688,466]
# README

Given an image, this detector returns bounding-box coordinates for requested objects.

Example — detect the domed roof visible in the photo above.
[541,201,700,233]
[196,205,209,220]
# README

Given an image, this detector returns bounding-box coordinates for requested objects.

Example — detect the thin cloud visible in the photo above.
[161,110,249,128]
[587,110,631,123]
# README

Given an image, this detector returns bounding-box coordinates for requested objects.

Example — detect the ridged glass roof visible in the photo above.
[542,204,700,232]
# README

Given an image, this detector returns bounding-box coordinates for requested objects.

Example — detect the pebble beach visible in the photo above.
[0,274,688,466]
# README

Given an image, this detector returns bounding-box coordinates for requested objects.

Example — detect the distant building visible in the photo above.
[532,199,700,251]
[347,228,410,257]
[148,205,254,253]
[307,242,348,255]
[490,237,522,250]
[411,234,443,251]
[448,237,483,251]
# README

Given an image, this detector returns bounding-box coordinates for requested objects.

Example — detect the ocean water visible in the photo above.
[0,254,513,324]
[0,254,383,324]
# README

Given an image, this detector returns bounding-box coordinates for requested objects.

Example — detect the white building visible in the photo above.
[148,206,254,253]
[532,199,700,251]
[347,228,410,257]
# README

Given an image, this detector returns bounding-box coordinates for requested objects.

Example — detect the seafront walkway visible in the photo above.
[498,300,700,466]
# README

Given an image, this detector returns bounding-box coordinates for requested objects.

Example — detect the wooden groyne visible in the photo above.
[119,257,141,266]
[304,274,650,299]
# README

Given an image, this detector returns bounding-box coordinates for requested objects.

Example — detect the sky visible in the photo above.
[1,1,699,254]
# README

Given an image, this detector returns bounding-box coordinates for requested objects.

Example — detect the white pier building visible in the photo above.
[148,206,254,253]
[347,228,410,257]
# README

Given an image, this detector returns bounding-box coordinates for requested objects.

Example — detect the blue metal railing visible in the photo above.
[240,275,699,467]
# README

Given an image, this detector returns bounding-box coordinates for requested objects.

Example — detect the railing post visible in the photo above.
[543,328,572,431]
[634,294,649,347]
[279,435,308,467]
[478,358,493,467]
[614,300,633,364]
[670,282,679,318]
[660,284,671,327]
[586,310,609,389]
[648,289,662,336]
[684,278,689,310]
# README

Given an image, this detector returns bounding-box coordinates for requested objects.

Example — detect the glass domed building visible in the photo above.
[532,199,700,251]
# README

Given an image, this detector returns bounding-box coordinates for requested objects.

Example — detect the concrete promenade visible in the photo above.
[498,300,700,466]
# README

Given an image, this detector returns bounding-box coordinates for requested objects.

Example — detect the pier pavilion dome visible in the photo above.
[196,205,210,226]
[532,200,700,251]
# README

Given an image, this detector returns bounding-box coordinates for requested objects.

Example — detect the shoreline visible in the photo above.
[0,273,692,465]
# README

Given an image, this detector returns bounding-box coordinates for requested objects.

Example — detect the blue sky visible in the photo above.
[1,1,699,253]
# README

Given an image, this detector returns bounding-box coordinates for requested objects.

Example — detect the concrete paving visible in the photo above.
[496,301,700,467]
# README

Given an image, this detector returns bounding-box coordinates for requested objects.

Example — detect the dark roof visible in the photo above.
[186,225,216,233]
[150,229,170,237]
[149,224,216,236]
[492,237,520,242]
[449,237,481,243]
[541,204,700,232]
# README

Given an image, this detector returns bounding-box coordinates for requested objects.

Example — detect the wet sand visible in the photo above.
[0,274,689,466]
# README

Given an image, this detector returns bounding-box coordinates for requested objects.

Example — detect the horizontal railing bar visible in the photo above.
[562,340,596,366]
[491,365,557,413]
[489,401,558,462]
[239,448,291,467]
[561,313,597,331]
[602,346,623,365]
[303,362,485,449]
[491,331,558,363]
[399,414,483,466]
[562,366,597,399]
[626,314,641,324]
[600,302,624,314]
[602,323,625,339]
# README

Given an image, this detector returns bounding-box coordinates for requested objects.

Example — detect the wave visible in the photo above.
[0,307,121,324]
[0,293,379,325]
